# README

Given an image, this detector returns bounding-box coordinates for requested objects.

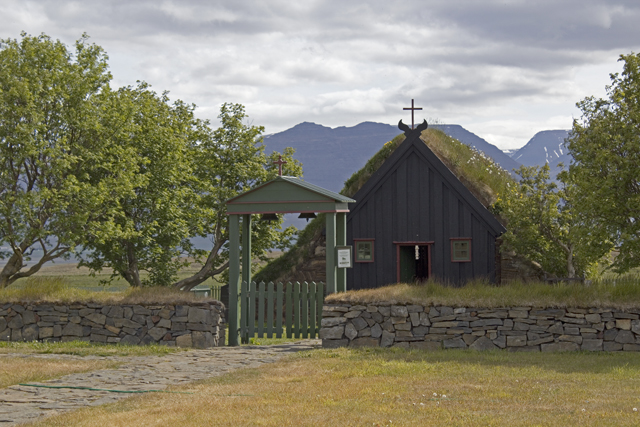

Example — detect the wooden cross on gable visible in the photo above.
[273,155,287,176]
[403,99,423,129]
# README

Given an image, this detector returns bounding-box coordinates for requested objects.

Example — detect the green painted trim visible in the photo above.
[325,213,337,294]
[241,214,252,289]
[248,281,256,338]
[228,215,240,346]
[293,281,301,338]
[257,281,265,338]
[276,282,284,338]
[266,281,274,337]
[240,280,248,344]
[301,282,309,339]
[226,201,350,214]
[309,281,317,338]
[285,282,293,338]
[316,282,324,336]
[337,212,347,292]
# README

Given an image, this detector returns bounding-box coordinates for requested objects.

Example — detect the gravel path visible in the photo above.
[0,340,320,426]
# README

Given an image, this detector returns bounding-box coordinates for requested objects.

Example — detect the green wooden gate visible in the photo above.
[240,281,324,343]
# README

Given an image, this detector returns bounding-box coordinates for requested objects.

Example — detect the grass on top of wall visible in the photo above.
[326,276,640,309]
[0,277,215,305]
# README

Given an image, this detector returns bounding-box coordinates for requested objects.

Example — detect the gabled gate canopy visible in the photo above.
[226,176,353,215]
[225,175,355,346]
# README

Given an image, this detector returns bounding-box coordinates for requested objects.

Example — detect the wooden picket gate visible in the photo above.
[240,281,324,343]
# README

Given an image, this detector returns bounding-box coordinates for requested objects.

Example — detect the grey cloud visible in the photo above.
[2,0,638,147]
[420,0,640,51]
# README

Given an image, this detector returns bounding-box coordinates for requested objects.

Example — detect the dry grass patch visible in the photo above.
[0,356,118,388]
[326,279,640,309]
[33,348,640,426]
[0,340,181,357]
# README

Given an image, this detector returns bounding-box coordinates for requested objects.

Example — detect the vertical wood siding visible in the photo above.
[347,141,503,290]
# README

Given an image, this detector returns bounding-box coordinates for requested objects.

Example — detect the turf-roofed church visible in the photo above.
[347,118,506,289]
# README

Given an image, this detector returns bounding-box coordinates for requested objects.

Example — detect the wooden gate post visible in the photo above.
[325,212,337,293]
[241,214,252,287]
[337,212,347,293]
[228,214,241,346]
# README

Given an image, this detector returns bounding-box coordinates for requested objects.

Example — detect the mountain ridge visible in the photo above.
[511,129,572,177]
[263,121,525,194]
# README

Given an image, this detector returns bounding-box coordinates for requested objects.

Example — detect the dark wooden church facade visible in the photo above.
[346,121,506,289]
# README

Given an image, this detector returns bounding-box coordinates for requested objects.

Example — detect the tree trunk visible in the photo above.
[566,244,576,279]
[0,251,24,288]
[0,239,71,288]
[122,243,142,287]
[172,260,229,292]
[172,237,228,291]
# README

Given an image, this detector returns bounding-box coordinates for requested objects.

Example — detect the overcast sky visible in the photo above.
[3,0,639,150]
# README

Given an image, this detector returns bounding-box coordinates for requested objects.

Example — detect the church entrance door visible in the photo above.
[395,242,432,283]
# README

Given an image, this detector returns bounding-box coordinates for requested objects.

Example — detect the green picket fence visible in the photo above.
[240,281,324,343]
[190,284,222,300]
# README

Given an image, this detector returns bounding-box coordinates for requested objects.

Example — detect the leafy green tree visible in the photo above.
[78,99,301,290]
[78,83,203,287]
[172,103,302,291]
[0,33,137,288]
[497,164,610,279]
[0,33,303,289]
[568,53,640,273]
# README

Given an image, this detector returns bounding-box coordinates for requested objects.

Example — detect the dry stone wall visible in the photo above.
[321,302,640,352]
[0,301,224,348]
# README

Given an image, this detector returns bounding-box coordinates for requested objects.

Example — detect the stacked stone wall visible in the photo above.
[0,301,224,348]
[321,302,640,352]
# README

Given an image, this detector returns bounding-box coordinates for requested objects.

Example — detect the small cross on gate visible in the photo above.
[273,155,287,176]
[403,99,423,129]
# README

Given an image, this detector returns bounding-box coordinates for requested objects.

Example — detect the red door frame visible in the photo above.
[393,241,434,283]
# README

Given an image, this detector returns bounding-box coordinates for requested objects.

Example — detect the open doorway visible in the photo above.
[395,242,432,283]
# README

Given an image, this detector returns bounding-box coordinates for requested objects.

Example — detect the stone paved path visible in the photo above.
[0,340,320,426]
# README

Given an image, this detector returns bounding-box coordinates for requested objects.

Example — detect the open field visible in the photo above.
[6,261,221,292]
[29,347,640,427]
[4,251,284,292]
[0,356,119,389]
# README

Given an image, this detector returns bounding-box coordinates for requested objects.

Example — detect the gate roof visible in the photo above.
[226,176,354,215]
